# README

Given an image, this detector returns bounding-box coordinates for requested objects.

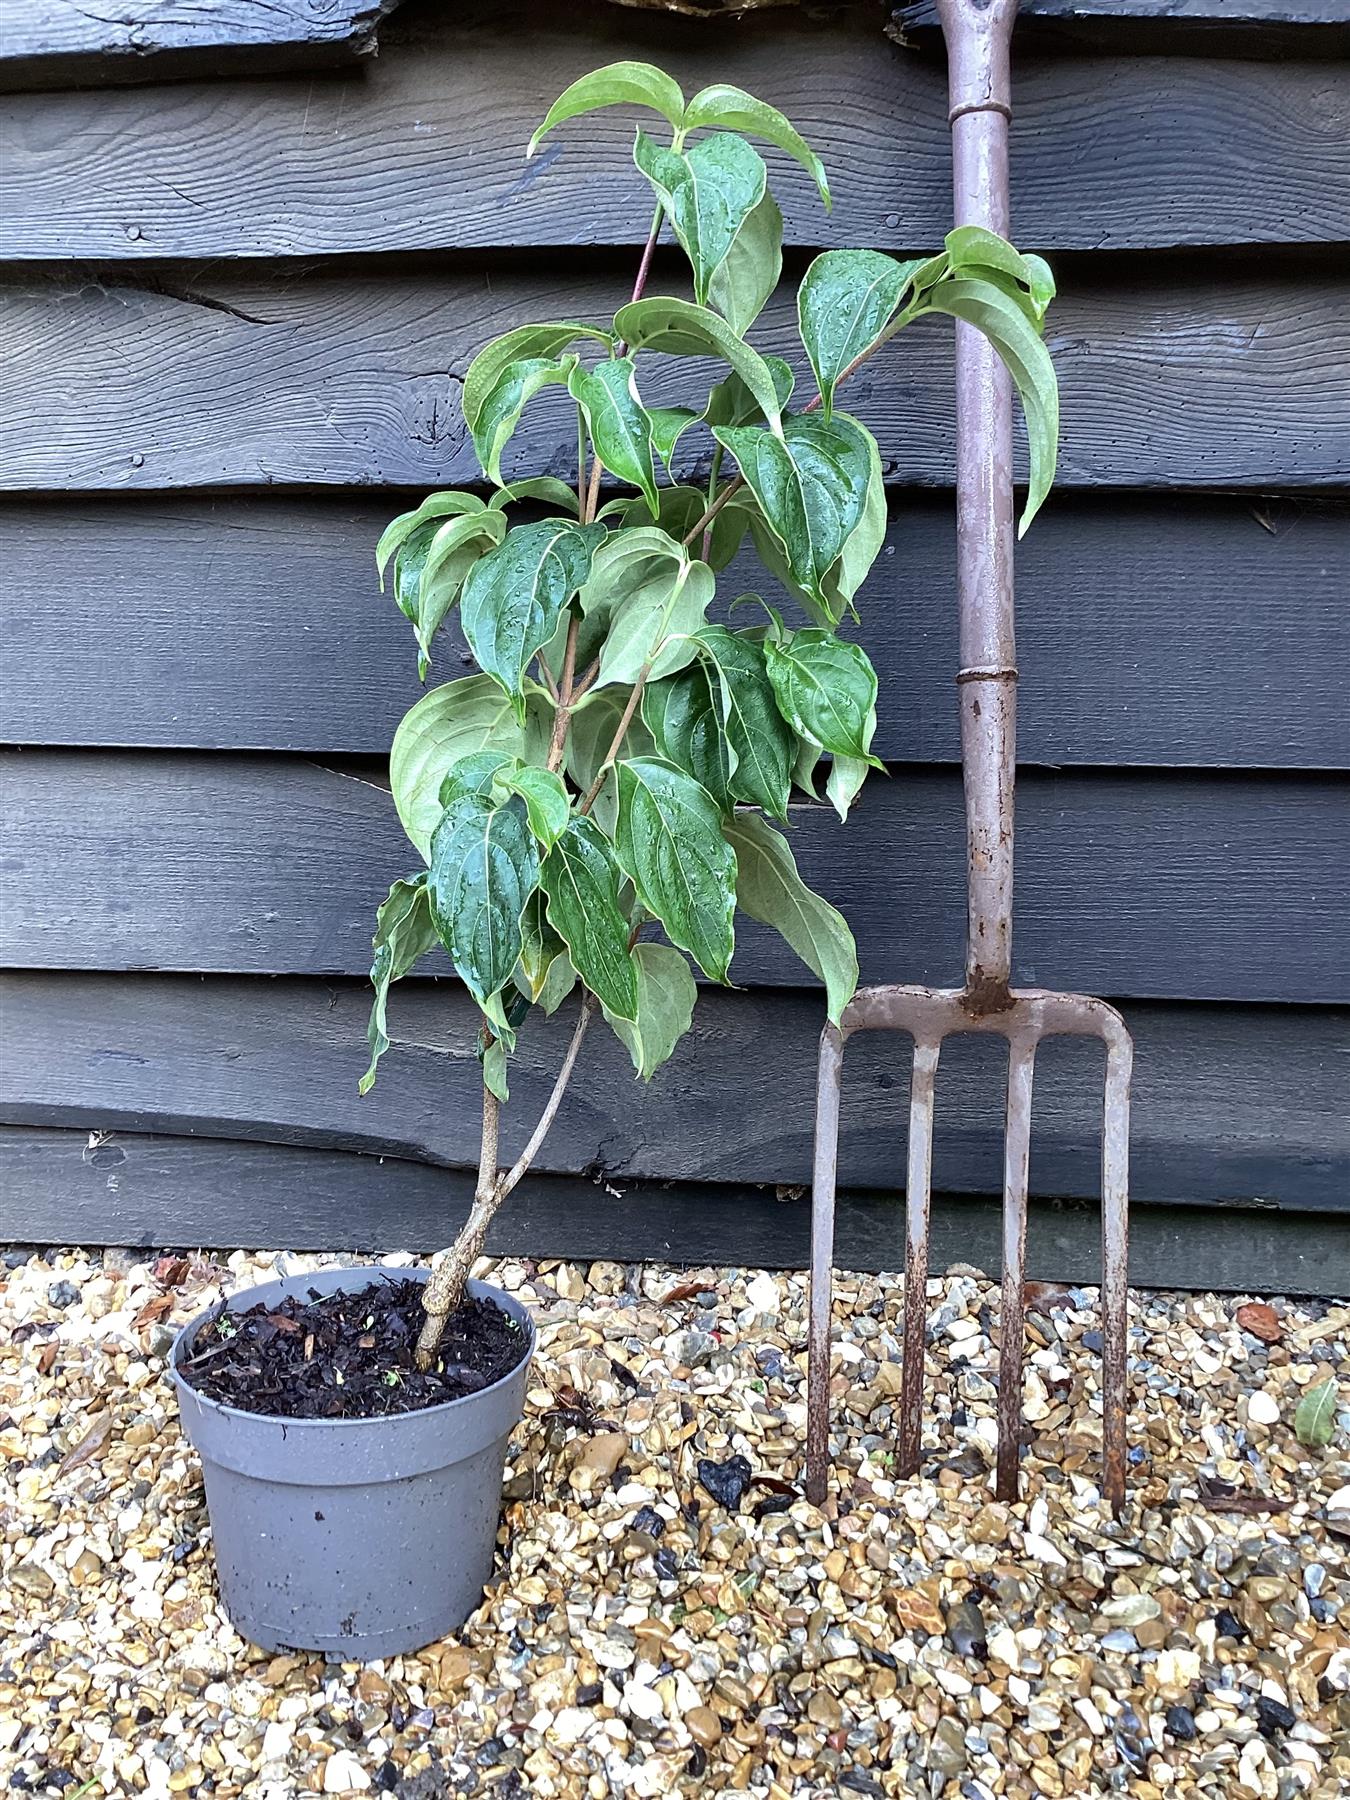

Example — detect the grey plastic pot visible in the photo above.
[170,1265,533,1659]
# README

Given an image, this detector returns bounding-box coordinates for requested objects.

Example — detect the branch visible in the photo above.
[494,992,599,1206]
[578,660,652,816]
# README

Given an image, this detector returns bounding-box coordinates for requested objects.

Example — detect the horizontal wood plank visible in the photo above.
[4,1125,1344,1295]
[0,0,395,92]
[2,975,1345,1214]
[3,6,1346,254]
[3,270,1347,493]
[3,493,1346,769]
[1,751,1346,1002]
[893,1,1350,58]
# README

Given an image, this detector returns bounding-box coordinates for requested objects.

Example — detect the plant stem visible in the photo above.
[578,661,652,816]
[414,995,597,1365]
[582,202,664,522]
[416,1066,501,1367]
[546,616,581,772]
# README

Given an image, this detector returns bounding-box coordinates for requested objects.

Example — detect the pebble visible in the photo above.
[3,1246,1345,1800]
[1247,1388,1282,1425]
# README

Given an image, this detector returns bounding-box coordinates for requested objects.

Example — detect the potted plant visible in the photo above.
[173,59,1058,1658]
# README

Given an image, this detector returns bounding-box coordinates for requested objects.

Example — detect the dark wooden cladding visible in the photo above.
[3,493,1347,771]
[0,0,396,92]
[4,10,1347,256]
[2,976,1346,1212]
[4,270,1348,493]
[2,750,1346,1003]
[4,1126,1346,1295]
[893,1,1350,59]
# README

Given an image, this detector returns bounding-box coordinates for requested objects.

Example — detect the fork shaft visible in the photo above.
[1100,1033,1133,1515]
[898,1038,942,1477]
[996,1038,1035,1499]
[806,1024,846,1506]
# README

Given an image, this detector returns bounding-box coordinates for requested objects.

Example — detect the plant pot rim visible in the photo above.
[169,1265,534,1433]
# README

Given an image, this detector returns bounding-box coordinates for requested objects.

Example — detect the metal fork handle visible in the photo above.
[937,0,1019,1013]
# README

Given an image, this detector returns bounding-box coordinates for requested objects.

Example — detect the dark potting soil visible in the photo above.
[177,1278,526,1419]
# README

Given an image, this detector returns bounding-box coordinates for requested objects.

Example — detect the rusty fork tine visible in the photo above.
[996,1037,1036,1501]
[898,1037,942,1479]
[806,1023,846,1506]
[1100,1032,1133,1515]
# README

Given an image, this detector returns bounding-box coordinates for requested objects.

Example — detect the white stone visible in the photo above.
[622,1677,664,1723]
[260,1722,291,1764]
[550,1708,593,1746]
[1246,1390,1281,1426]
[743,1272,780,1315]
[322,1751,371,1793]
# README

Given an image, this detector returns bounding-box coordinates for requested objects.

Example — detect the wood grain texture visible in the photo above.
[4,493,1346,769]
[2,975,1345,1211]
[3,6,1346,255]
[2,750,1346,1002]
[5,1126,1345,1295]
[0,0,397,91]
[893,0,1350,58]
[3,269,1347,493]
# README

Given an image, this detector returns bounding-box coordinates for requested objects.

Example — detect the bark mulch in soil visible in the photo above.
[177,1278,526,1418]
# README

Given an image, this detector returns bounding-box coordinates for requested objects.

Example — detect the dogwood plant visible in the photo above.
[362,61,1059,1365]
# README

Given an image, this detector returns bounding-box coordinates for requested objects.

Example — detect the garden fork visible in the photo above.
[804,0,1132,1515]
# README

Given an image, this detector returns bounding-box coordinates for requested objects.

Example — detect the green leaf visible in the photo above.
[616,297,786,433]
[359,875,440,1094]
[614,757,737,982]
[428,793,539,1010]
[516,890,571,1005]
[392,520,438,624]
[462,322,613,447]
[471,354,577,486]
[924,276,1060,534]
[564,684,656,835]
[528,61,686,155]
[587,528,715,690]
[377,492,484,587]
[648,407,703,468]
[694,626,793,820]
[439,748,518,806]
[642,659,734,813]
[482,1038,510,1103]
[764,629,879,761]
[714,410,873,616]
[568,355,659,513]
[792,734,823,799]
[945,225,1055,321]
[540,816,639,1021]
[460,518,607,709]
[414,508,508,678]
[489,477,582,515]
[705,355,795,429]
[825,752,870,822]
[725,811,858,1024]
[391,674,547,860]
[708,187,782,337]
[633,130,766,309]
[1294,1378,1339,1448]
[504,765,571,851]
[604,941,697,1081]
[797,250,919,417]
[681,83,831,209]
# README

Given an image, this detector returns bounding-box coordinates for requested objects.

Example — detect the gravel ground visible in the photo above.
[2,1247,1347,1800]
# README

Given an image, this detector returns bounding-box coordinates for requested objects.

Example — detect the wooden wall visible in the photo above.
[1,0,1347,1292]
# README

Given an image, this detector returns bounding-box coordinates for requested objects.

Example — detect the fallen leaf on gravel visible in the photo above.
[1024,1281,1077,1311]
[1236,1302,1282,1343]
[153,1255,191,1288]
[1295,1378,1339,1448]
[55,1411,112,1476]
[133,1293,174,1330]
